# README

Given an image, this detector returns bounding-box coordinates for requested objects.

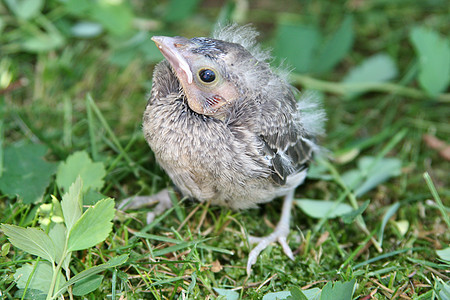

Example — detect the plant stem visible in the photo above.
[21,257,41,300]
[320,158,383,252]
[46,261,59,300]
[48,239,70,299]
[290,73,450,103]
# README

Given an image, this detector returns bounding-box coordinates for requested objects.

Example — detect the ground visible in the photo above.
[0,0,449,299]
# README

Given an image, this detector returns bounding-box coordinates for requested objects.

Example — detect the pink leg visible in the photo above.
[119,189,174,224]
[247,190,295,274]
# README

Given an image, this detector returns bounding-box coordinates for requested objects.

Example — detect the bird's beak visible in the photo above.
[152,36,193,84]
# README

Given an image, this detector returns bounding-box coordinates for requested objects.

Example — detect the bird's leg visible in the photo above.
[247,189,295,274]
[119,188,174,224]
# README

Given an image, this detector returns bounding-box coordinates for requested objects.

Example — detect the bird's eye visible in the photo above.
[198,69,216,83]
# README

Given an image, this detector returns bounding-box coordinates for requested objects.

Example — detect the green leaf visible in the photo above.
[2,243,10,256]
[410,27,450,97]
[437,279,450,300]
[63,0,93,16]
[109,31,163,67]
[67,198,115,251]
[355,156,402,197]
[0,143,57,204]
[164,0,201,22]
[343,54,398,99]
[320,279,356,300]
[213,288,239,300]
[48,222,71,272]
[340,169,363,190]
[436,247,450,262]
[341,156,402,197]
[303,288,321,300]
[4,0,44,20]
[288,287,308,300]
[72,275,103,296]
[1,224,56,263]
[341,200,370,224]
[90,1,133,36]
[14,261,66,294]
[392,220,409,236]
[56,151,106,193]
[14,289,47,300]
[274,22,321,73]
[343,53,398,83]
[262,291,291,300]
[48,223,67,266]
[312,16,354,74]
[61,177,83,231]
[106,253,130,266]
[307,162,333,181]
[22,30,65,53]
[295,199,353,219]
[84,189,108,206]
[71,22,103,38]
[263,288,322,300]
[53,254,128,298]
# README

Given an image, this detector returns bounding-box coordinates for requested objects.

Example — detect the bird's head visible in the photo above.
[152,30,275,118]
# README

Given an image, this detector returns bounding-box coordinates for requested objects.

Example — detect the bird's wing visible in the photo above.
[258,92,314,185]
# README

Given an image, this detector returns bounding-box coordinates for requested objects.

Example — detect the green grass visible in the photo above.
[1,0,449,299]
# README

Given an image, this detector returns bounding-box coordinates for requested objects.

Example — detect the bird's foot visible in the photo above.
[246,190,295,275]
[119,189,174,224]
[246,222,294,274]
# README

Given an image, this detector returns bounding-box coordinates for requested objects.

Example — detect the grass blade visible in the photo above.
[423,172,450,229]
[378,202,400,247]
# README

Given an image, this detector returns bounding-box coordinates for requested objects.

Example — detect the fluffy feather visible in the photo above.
[132,24,328,273]
[213,23,271,62]
[143,24,325,209]
[214,24,326,140]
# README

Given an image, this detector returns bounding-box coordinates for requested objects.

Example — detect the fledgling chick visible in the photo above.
[126,24,325,274]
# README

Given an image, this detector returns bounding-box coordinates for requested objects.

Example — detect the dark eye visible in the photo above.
[198,69,216,83]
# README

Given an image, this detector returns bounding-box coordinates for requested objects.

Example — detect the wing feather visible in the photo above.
[258,90,314,185]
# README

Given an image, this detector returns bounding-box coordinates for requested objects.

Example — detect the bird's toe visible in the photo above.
[118,189,174,224]
[246,226,293,275]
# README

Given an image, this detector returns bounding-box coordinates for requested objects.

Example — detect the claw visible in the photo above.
[119,189,174,224]
[246,190,295,275]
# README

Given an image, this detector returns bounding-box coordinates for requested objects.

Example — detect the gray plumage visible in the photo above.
[133,24,326,273]
[143,24,325,210]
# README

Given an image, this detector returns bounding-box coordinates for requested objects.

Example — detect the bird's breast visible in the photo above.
[142,94,284,208]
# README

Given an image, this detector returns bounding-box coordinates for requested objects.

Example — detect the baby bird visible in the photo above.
[126,24,325,274]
